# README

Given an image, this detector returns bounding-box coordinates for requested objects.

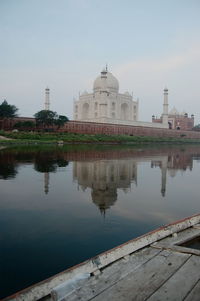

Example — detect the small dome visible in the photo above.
[181,111,187,116]
[93,70,119,93]
[82,90,88,95]
[169,107,179,116]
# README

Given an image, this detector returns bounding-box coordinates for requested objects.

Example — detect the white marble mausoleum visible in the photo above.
[73,68,169,129]
[73,68,138,124]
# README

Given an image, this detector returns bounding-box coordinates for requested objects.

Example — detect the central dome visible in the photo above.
[93,69,119,93]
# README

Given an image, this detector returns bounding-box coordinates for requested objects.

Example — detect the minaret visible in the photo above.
[45,87,50,110]
[162,87,168,125]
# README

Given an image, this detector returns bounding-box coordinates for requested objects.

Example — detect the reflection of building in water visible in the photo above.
[151,156,168,197]
[73,160,137,214]
[151,153,193,197]
[44,172,50,194]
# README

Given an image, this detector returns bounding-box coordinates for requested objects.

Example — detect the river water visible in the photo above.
[1,144,200,298]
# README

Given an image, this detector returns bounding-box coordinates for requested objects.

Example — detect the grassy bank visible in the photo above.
[1,130,200,144]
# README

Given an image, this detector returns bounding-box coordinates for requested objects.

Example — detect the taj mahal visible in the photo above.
[40,66,195,132]
[73,67,169,129]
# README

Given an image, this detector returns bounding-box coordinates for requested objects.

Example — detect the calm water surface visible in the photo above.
[1,144,200,298]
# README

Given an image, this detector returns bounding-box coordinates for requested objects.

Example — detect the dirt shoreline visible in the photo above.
[0,135,12,140]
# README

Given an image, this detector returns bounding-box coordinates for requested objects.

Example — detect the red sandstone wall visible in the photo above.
[62,120,200,140]
[1,118,200,140]
[174,117,194,130]
[0,117,36,130]
[153,116,194,130]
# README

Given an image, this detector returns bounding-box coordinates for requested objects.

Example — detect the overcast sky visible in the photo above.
[0,0,200,123]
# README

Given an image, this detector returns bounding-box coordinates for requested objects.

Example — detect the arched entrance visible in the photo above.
[121,103,129,120]
[82,103,89,119]
[168,121,172,129]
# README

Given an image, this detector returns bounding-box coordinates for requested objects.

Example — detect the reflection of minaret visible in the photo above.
[44,172,50,194]
[161,156,168,197]
[45,87,50,110]
[151,157,168,197]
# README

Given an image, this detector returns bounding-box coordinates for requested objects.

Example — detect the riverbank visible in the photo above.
[0,135,12,140]
[1,131,200,145]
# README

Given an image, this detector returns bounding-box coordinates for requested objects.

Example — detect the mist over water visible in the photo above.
[1,144,200,298]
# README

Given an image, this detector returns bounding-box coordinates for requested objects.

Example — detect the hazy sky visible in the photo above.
[0,0,200,123]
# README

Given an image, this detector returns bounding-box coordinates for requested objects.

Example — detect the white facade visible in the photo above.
[73,68,169,129]
[74,69,138,124]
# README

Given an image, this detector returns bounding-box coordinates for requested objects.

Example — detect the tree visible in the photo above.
[0,100,18,118]
[14,121,35,130]
[34,110,57,127]
[55,115,69,128]
[34,110,69,129]
[193,124,200,131]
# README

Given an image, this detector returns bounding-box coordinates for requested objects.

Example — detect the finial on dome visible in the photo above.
[101,65,108,78]
[101,64,108,74]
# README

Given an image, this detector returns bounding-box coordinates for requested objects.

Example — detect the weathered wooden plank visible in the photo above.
[151,227,200,249]
[91,250,190,301]
[184,279,200,301]
[158,245,200,256]
[193,223,200,230]
[65,247,161,301]
[147,255,200,301]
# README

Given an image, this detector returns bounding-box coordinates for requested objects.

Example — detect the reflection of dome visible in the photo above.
[93,70,119,93]
[168,169,177,177]
[91,188,117,213]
